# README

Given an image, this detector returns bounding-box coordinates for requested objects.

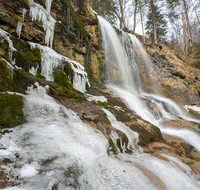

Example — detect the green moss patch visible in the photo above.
[11,36,41,73]
[53,70,73,90]
[0,60,9,91]
[62,0,89,40]
[55,86,80,101]
[63,61,74,82]
[36,74,45,80]
[0,93,25,129]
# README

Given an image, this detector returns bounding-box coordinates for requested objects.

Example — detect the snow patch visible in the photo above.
[20,164,39,177]
[85,93,107,103]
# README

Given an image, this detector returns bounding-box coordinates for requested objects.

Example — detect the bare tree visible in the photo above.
[150,0,157,42]
[133,0,138,33]
[182,0,192,54]
[139,0,145,43]
[181,12,187,60]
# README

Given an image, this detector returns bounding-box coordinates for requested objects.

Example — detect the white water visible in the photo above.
[1,83,200,189]
[98,16,200,152]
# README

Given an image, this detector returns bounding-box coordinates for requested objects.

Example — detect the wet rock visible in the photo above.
[171,70,186,79]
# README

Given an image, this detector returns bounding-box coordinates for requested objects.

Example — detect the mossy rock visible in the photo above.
[53,70,73,90]
[12,69,37,93]
[129,124,164,146]
[0,93,25,129]
[55,85,80,101]
[36,74,45,80]
[0,60,9,91]
[63,61,74,83]
[11,36,41,73]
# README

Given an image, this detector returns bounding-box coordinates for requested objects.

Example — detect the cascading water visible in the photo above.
[98,16,200,152]
[1,83,200,189]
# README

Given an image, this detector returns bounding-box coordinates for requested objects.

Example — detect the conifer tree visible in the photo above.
[145,3,168,43]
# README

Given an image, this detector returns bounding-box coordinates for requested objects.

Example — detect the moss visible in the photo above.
[12,69,36,93]
[107,138,118,155]
[53,70,73,90]
[0,93,25,129]
[64,0,89,39]
[0,60,10,91]
[101,112,110,124]
[36,74,45,80]
[10,36,41,73]
[122,135,133,154]
[13,14,23,23]
[63,61,74,83]
[55,85,80,101]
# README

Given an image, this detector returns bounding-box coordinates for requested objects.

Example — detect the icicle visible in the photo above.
[28,0,55,48]
[29,42,89,92]
[16,22,23,38]
[43,16,56,48]
[45,0,53,15]
[22,8,27,21]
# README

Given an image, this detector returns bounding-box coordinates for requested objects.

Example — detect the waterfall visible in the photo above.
[98,16,200,151]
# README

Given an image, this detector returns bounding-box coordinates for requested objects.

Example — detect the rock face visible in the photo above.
[135,33,200,107]
[1,0,200,188]
[0,0,105,81]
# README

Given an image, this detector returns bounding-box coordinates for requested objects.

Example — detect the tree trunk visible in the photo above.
[150,0,157,42]
[181,12,187,61]
[191,0,200,25]
[182,0,192,54]
[139,2,145,43]
[175,20,184,54]
[133,0,138,33]
[119,0,126,29]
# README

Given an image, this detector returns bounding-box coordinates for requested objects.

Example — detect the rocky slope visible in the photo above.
[0,0,200,188]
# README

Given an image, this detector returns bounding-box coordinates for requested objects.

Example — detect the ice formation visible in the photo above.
[16,22,23,38]
[0,29,16,59]
[28,0,56,48]
[0,83,200,189]
[85,93,107,103]
[16,9,26,38]
[184,105,200,114]
[103,108,141,152]
[29,42,89,92]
